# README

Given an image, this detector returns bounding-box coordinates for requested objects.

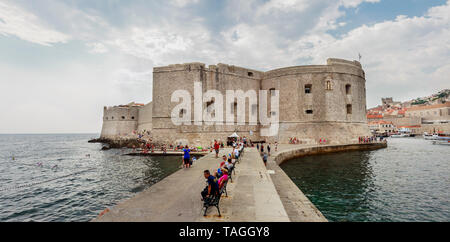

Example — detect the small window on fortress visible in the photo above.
[180,109,187,118]
[206,101,215,117]
[305,84,312,94]
[326,81,332,90]
[346,84,351,95]
[131,116,135,120]
[207,101,214,110]
[106,117,108,120]
[347,104,352,114]
[248,72,254,77]
[122,116,125,120]
[269,88,276,96]
[306,110,313,114]
[111,117,114,120]
[231,102,237,114]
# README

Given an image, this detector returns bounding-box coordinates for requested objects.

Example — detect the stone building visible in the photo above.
[100,58,371,146]
[101,102,152,139]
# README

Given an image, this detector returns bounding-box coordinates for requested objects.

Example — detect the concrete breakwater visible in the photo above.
[266,142,387,222]
[273,142,388,166]
[92,143,386,222]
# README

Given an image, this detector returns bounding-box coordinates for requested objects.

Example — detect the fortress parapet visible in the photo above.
[100,102,152,139]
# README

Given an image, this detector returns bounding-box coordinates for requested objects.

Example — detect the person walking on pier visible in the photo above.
[263,152,268,166]
[214,140,220,158]
[267,143,271,156]
[183,145,191,168]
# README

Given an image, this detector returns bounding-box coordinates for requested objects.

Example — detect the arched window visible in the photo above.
[345,84,351,95]
[305,84,312,94]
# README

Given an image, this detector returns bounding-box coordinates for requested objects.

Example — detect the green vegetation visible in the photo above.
[412,99,426,105]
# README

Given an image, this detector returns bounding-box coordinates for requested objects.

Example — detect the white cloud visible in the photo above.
[86,42,109,54]
[169,0,200,8]
[0,1,70,46]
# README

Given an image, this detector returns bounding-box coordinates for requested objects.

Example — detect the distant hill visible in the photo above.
[410,89,449,106]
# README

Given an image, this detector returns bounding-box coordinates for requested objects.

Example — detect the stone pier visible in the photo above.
[92,143,386,222]
[93,147,290,222]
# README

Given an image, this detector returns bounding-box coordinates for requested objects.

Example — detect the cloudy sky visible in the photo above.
[0,0,449,133]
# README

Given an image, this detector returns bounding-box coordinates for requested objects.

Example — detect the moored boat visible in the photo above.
[431,136,450,145]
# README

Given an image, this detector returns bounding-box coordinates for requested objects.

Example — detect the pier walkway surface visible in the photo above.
[93,142,385,222]
[93,147,290,222]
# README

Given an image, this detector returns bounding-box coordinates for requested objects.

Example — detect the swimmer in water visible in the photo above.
[37,162,43,167]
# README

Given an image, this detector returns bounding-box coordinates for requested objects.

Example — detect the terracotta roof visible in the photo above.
[367,114,383,119]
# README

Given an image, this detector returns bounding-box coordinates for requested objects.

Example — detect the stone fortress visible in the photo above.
[100,58,371,146]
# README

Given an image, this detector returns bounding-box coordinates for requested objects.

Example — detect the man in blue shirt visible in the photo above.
[201,170,219,201]
[183,145,191,168]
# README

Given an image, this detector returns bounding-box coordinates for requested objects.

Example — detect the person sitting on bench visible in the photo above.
[218,169,229,189]
[201,170,219,201]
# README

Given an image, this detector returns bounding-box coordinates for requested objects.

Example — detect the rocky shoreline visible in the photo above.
[88,138,147,150]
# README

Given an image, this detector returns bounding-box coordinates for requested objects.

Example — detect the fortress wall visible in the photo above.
[152,63,205,144]
[137,102,153,132]
[261,58,370,144]
[100,106,139,139]
[152,62,263,146]
[108,58,370,146]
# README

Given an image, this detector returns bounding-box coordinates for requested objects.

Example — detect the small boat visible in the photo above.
[390,133,410,138]
[423,132,439,140]
[431,136,450,145]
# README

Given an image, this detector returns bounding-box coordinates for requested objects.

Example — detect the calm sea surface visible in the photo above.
[0,134,181,222]
[280,138,450,222]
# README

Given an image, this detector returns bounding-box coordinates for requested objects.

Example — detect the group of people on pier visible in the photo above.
[359,136,382,143]
[201,141,244,202]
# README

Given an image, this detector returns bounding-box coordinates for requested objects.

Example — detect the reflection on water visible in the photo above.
[280,138,450,222]
[0,134,181,222]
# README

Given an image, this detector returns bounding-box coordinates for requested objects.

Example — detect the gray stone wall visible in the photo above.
[150,58,370,146]
[137,102,153,132]
[100,106,139,138]
[100,58,371,146]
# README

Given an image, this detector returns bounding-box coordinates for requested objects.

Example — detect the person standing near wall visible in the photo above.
[214,140,220,158]
[183,145,191,168]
